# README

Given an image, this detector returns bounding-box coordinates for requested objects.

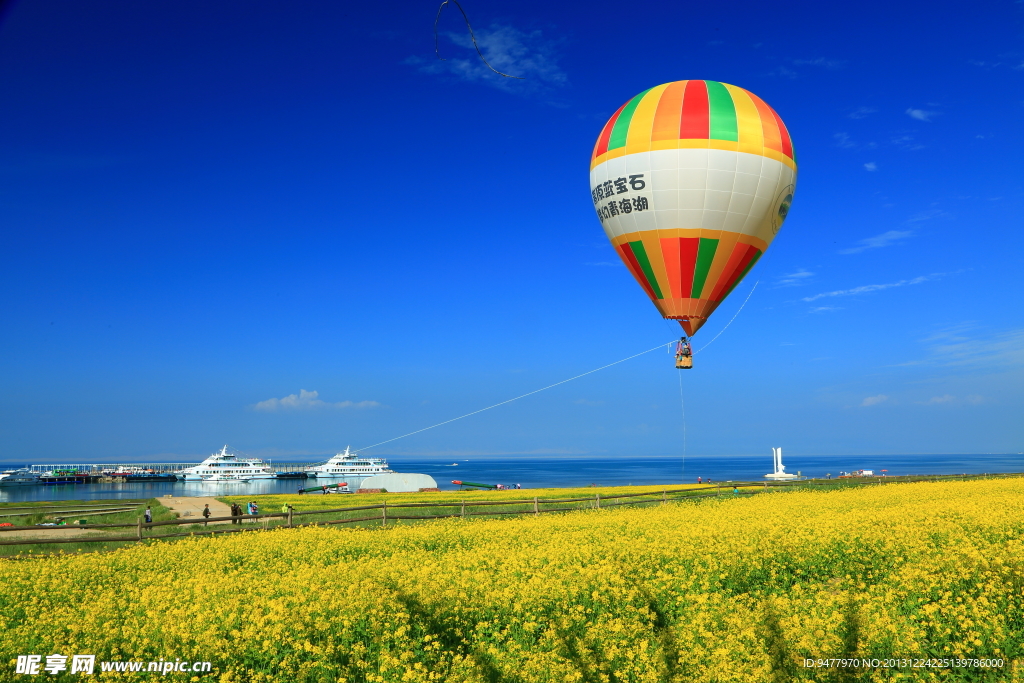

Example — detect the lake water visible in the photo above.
[1,453,1021,503]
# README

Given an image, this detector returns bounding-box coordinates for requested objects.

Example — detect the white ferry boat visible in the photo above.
[0,469,41,487]
[175,446,275,482]
[304,447,393,479]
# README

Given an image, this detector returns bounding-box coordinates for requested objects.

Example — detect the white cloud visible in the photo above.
[253,390,381,412]
[906,108,938,122]
[409,24,566,94]
[838,229,912,254]
[924,394,955,404]
[802,273,943,302]
[848,106,878,119]
[776,269,814,287]
[861,395,888,407]
[809,306,842,313]
[864,162,877,171]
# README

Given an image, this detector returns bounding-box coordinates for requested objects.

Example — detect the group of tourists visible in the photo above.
[227,501,259,524]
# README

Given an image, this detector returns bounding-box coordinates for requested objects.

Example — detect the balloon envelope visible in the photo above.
[590,80,796,335]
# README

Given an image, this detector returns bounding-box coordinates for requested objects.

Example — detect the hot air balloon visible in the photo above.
[590,81,796,343]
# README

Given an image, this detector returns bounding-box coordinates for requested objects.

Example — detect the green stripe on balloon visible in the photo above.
[608,89,652,151]
[690,238,720,298]
[705,81,738,142]
[627,241,664,299]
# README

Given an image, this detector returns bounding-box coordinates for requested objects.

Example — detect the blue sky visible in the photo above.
[1,0,1021,462]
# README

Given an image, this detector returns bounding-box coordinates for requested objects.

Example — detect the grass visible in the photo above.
[0,499,176,557]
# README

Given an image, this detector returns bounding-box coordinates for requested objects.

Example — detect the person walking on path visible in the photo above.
[230,502,240,525]
[733,486,739,495]
[202,504,211,525]
[144,507,152,524]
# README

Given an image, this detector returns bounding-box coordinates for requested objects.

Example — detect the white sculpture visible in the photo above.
[765,447,798,479]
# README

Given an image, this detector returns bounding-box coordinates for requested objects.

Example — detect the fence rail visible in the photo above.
[3,473,1021,552]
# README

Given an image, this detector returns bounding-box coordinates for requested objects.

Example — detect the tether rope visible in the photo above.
[359,260,771,454]
[358,340,673,452]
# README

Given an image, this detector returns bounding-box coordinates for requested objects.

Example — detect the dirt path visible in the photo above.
[0,527,113,540]
[158,495,235,524]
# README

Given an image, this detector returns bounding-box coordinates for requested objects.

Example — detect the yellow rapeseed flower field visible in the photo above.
[3,479,1023,681]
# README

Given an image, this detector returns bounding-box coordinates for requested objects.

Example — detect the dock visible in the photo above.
[24,462,319,483]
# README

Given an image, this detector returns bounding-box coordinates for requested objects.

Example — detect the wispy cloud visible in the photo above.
[834,132,856,149]
[809,306,842,313]
[776,268,814,287]
[793,57,849,69]
[253,390,381,412]
[861,395,888,407]
[848,106,878,119]
[833,132,877,150]
[802,273,944,302]
[838,229,912,254]
[909,327,1024,369]
[914,393,984,406]
[408,24,566,94]
[769,66,798,79]
[906,209,952,223]
[889,134,926,150]
[863,162,877,171]
[906,108,938,122]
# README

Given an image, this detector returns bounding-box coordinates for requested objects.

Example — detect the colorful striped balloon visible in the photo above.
[590,80,796,336]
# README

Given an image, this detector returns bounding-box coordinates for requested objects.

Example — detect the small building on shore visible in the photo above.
[356,473,439,493]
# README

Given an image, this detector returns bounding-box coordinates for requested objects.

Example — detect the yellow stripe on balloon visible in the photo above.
[724,84,764,158]
[624,83,671,156]
[637,231,671,299]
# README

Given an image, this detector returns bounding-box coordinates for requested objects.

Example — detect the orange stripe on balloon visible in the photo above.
[660,237,683,298]
[709,243,757,301]
[747,92,783,155]
[767,105,794,159]
[651,81,687,142]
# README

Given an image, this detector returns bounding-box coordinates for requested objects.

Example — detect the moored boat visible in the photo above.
[175,446,275,481]
[304,447,393,483]
[0,469,41,487]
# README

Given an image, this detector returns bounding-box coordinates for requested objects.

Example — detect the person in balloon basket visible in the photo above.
[675,337,693,370]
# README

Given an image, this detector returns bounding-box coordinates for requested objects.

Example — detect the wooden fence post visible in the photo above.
[137,516,142,542]
[382,501,387,527]
[287,506,293,528]
[461,500,465,518]
[533,497,538,515]
[596,493,601,509]
[662,490,666,505]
